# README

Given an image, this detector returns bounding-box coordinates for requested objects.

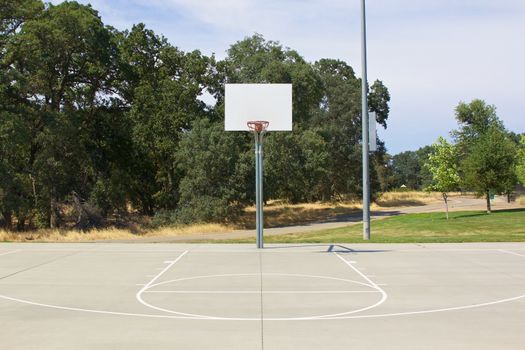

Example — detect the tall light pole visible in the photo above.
[361,0,371,240]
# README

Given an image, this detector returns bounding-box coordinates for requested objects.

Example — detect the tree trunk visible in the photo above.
[443,193,449,220]
[29,174,38,207]
[16,216,25,231]
[50,197,58,228]
[486,192,491,214]
[1,211,12,230]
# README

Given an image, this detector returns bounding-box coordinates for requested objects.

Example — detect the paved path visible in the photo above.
[113,196,523,243]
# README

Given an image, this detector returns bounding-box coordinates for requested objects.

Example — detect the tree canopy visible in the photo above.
[517,136,525,186]
[0,2,391,229]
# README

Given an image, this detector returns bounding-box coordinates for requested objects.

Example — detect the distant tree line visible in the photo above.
[387,99,525,214]
[0,1,391,229]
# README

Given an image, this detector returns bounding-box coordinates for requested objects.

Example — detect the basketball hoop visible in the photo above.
[247,121,269,134]
[225,84,292,249]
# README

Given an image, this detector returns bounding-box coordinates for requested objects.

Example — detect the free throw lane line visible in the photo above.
[144,290,379,294]
[322,253,388,318]
[135,251,213,319]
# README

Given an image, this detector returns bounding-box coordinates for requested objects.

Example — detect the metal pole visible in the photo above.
[361,0,371,240]
[254,133,265,249]
[255,135,261,248]
[258,138,264,248]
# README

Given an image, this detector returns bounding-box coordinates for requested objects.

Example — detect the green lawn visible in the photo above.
[220,209,525,243]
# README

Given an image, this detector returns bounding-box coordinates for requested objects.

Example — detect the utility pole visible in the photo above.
[361,0,371,240]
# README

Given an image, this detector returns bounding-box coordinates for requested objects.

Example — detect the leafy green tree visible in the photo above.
[368,80,390,128]
[2,1,117,227]
[119,24,212,211]
[425,137,460,219]
[461,128,517,213]
[175,119,252,223]
[311,59,390,199]
[1,1,398,229]
[517,135,525,186]
[374,153,395,192]
[453,99,518,212]
[311,59,361,199]
[391,151,420,189]
[221,34,324,126]
[453,99,504,152]
[0,0,43,52]
[264,130,329,203]
[390,146,433,190]
[415,145,434,189]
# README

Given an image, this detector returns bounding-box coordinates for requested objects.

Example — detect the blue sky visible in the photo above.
[51,0,525,154]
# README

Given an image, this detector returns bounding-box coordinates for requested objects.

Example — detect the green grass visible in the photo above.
[217,209,525,244]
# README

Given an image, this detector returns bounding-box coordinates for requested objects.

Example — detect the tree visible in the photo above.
[453,99,504,155]
[424,137,460,219]
[453,100,518,213]
[517,135,525,186]
[1,1,397,230]
[311,59,390,199]
[374,153,395,192]
[461,128,517,213]
[119,24,212,211]
[390,146,433,190]
[2,1,118,227]
[415,145,434,189]
[264,130,330,203]
[0,0,43,53]
[221,34,324,126]
[391,151,420,189]
[175,119,252,223]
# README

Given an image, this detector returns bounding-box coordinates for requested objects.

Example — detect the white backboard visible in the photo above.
[225,84,292,131]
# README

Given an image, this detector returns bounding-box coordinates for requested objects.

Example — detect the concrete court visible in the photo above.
[0,243,524,349]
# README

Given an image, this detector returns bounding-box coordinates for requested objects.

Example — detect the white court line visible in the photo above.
[1,292,524,321]
[499,250,525,258]
[135,251,213,319]
[0,250,20,257]
[2,251,524,321]
[144,290,379,294]
[330,294,525,320]
[138,273,383,320]
[0,294,200,320]
[322,253,388,319]
[137,251,188,292]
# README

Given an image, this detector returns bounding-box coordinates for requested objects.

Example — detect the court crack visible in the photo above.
[0,251,80,281]
[259,251,264,350]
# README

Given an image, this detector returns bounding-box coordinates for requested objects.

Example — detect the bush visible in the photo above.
[175,118,252,224]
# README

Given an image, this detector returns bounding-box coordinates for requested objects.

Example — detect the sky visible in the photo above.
[50,0,525,154]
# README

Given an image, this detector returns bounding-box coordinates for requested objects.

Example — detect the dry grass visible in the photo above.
[0,228,135,242]
[238,192,446,228]
[1,192,457,242]
[375,191,450,207]
[518,196,525,205]
[0,223,233,242]
[143,224,234,237]
[238,200,362,229]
